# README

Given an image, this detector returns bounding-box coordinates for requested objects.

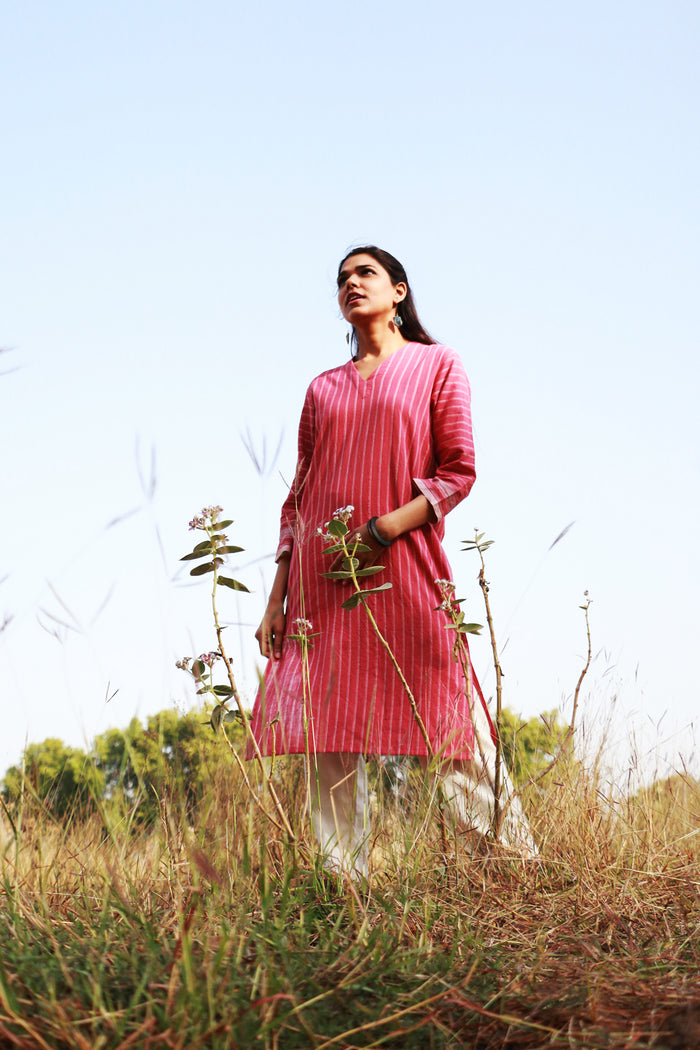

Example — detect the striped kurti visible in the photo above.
[250,342,485,761]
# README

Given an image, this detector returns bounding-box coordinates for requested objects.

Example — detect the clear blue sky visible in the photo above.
[2,1,698,781]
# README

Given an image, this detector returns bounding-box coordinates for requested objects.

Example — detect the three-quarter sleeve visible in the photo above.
[413,348,476,520]
[276,383,316,560]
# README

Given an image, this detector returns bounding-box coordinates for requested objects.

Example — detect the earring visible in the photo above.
[392,312,403,328]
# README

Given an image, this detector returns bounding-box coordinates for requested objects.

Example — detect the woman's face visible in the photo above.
[337,253,406,325]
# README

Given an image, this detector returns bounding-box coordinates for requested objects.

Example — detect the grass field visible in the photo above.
[1,748,699,1049]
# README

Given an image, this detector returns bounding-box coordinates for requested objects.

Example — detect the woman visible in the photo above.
[252,246,535,873]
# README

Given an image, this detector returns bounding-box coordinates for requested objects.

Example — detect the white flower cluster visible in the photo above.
[434,578,457,613]
[434,578,455,592]
[332,505,354,523]
[188,505,224,530]
[292,617,314,635]
[317,504,355,541]
[199,651,220,667]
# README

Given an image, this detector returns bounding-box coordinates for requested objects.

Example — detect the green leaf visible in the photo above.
[341,557,359,572]
[218,576,251,592]
[210,705,226,731]
[339,581,392,609]
[212,685,234,697]
[327,519,348,537]
[320,542,345,555]
[181,550,212,561]
[223,710,242,723]
[461,623,483,634]
[192,660,206,678]
[216,545,244,555]
[348,541,371,553]
[320,571,353,580]
[212,520,234,530]
[190,562,216,576]
[354,565,385,577]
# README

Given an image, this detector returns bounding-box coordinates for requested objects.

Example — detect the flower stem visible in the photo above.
[343,534,433,758]
[208,529,294,841]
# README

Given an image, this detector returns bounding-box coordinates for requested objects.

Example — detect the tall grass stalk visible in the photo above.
[463,533,506,836]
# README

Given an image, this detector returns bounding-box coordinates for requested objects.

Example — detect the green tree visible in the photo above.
[499,708,572,786]
[94,707,245,823]
[2,708,245,824]
[2,738,103,817]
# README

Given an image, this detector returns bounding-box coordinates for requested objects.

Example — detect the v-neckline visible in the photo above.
[349,342,412,384]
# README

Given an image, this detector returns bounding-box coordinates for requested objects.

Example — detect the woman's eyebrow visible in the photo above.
[338,263,373,284]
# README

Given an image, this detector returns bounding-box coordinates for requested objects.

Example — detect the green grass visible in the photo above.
[1,755,699,1048]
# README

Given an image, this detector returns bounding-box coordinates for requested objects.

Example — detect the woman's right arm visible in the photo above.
[256,383,315,660]
[255,552,291,661]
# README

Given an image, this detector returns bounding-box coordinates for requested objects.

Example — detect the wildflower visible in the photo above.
[435,579,458,613]
[292,617,314,636]
[316,522,333,541]
[202,504,223,521]
[175,657,191,670]
[199,651,220,667]
[189,506,224,530]
[332,505,354,523]
[434,578,455,593]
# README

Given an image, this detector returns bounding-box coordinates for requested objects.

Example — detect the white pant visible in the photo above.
[309,698,538,876]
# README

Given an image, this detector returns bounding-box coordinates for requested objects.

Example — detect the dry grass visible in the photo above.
[1,751,699,1049]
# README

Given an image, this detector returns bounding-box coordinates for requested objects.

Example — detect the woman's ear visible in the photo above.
[394,281,407,305]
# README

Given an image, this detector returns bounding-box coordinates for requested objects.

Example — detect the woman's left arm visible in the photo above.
[339,349,475,571]
[334,497,431,572]
[377,349,475,541]
[412,347,476,521]
[375,495,434,541]
[332,497,432,574]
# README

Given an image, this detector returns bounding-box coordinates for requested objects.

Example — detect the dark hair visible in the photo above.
[337,245,436,350]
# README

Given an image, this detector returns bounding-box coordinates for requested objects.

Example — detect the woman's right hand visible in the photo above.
[255,600,286,661]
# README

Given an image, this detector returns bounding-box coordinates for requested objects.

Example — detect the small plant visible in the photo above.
[318,506,433,755]
[462,531,506,833]
[178,505,248,730]
[177,505,294,839]
[286,615,320,815]
[433,577,482,700]
[433,576,498,796]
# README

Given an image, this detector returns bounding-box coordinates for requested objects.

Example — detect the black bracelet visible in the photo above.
[367,516,394,547]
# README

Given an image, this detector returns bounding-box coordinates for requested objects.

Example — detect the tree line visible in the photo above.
[1,706,570,824]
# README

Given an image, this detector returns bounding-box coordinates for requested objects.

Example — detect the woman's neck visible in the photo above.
[354,319,407,360]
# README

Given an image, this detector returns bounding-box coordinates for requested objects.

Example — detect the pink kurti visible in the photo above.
[250,342,486,761]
